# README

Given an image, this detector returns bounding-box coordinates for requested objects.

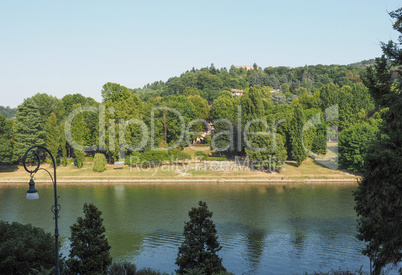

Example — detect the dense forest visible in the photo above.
[0,60,381,173]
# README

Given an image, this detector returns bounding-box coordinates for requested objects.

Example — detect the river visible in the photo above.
[0,183,372,274]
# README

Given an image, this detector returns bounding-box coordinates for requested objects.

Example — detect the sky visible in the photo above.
[0,0,401,108]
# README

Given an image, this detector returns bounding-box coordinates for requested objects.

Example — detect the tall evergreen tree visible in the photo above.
[46,112,60,161]
[70,104,86,168]
[355,8,402,274]
[289,102,308,166]
[60,121,68,166]
[14,98,45,162]
[0,114,14,164]
[176,201,226,275]
[67,203,112,275]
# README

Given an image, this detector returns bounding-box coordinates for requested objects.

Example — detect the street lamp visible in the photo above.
[23,145,60,275]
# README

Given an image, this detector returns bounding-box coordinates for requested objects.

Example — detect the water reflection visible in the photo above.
[0,183,372,274]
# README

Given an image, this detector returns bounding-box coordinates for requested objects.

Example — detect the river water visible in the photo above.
[0,183,373,274]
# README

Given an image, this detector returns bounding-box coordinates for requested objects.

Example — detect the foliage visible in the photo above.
[0,221,55,275]
[0,105,17,118]
[142,150,170,166]
[176,201,226,274]
[339,121,380,172]
[194,151,208,161]
[31,265,55,275]
[135,267,169,275]
[66,203,112,274]
[0,114,14,164]
[45,112,60,161]
[354,7,402,274]
[108,262,136,275]
[245,133,287,172]
[289,102,308,166]
[14,98,46,162]
[93,153,107,172]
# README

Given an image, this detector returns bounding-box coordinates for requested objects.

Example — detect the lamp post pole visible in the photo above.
[23,145,60,275]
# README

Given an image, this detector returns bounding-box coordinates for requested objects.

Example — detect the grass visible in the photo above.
[0,158,359,184]
[0,143,359,184]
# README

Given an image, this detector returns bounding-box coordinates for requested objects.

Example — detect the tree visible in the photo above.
[0,114,14,164]
[93,153,107,172]
[289,102,308,166]
[339,121,380,172]
[70,104,87,168]
[67,203,112,274]
[0,221,55,275]
[245,133,287,172]
[14,98,46,162]
[46,112,60,161]
[176,201,226,274]
[354,8,402,274]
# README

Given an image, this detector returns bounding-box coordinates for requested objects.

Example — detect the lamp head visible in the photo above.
[26,178,39,200]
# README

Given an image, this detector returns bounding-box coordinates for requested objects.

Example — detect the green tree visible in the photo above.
[176,201,226,275]
[354,8,402,274]
[46,112,60,161]
[67,203,112,274]
[245,133,287,172]
[289,102,308,166]
[339,121,380,172]
[60,121,68,166]
[0,114,14,164]
[93,153,107,172]
[0,221,55,275]
[101,82,131,103]
[0,105,17,118]
[14,98,46,162]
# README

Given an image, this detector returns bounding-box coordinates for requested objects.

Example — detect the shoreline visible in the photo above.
[0,177,359,186]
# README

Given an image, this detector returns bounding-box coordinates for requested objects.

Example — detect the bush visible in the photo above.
[93,153,107,172]
[176,151,191,161]
[135,267,169,275]
[0,221,55,274]
[194,151,208,161]
[74,149,85,169]
[142,150,170,166]
[109,262,136,275]
[168,147,181,158]
[206,156,227,161]
[125,151,143,165]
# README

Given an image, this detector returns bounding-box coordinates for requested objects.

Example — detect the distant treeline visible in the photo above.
[0,61,382,173]
[0,106,17,118]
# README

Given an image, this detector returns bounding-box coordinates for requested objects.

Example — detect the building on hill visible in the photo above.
[235,65,260,70]
[231,89,243,96]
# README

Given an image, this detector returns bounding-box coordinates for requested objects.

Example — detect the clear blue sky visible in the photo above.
[0,0,401,108]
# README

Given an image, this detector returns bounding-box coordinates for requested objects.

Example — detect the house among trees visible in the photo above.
[231,88,243,96]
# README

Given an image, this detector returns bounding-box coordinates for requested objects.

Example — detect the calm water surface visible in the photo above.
[0,183,372,274]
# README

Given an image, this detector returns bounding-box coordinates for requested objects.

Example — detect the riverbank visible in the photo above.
[0,158,360,185]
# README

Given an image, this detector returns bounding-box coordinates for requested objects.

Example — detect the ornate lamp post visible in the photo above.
[23,145,60,275]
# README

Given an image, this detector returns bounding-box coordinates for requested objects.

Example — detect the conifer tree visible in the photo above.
[71,104,86,168]
[93,153,107,172]
[289,102,308,166]
[14,98,45,162]
[46,112,60,161]
[67,203,112,275]
[176,201,226,274]
[355,7,402,274]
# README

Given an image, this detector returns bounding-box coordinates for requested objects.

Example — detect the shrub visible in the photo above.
[109,262,136,275]
[142,150,170,166]
[125,152,143,165]
[135,267,169,275]
[93,153,107,172]
[0,221,55,274]
[194,151,208,161]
